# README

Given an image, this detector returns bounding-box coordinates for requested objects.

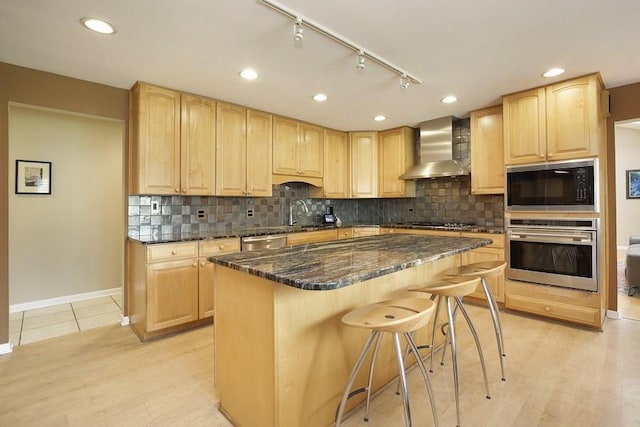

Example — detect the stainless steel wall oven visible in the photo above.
[506,218,599,292]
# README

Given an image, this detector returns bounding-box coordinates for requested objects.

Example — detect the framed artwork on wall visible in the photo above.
[627,169,640,199]
[15,159,52,195]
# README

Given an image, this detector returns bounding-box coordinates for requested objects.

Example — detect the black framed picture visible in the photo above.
[627,169,640,199]
[15,160,52,195]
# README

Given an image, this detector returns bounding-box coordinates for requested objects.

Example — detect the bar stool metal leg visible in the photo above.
[479,276,506,381]
[364,331,384,422]
[335,331,379,427]
[392,332,412,427]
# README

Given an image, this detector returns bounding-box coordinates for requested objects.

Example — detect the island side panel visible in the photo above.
[214,265,276,427]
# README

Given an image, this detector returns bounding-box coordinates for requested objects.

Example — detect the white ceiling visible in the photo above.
[2,0,640,131]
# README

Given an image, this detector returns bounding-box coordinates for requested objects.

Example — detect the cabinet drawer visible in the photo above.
[287,229,338,245]
[199,238,241,256]
[506,293,600,327]
[352,226,380,237]
[146,242,198,263]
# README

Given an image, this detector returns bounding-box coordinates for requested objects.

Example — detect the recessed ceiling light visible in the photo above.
[312,93,328,102]
[239,68,259,80]
[542,67,565,78]
[441,95,457,104]
[374,115,386,122]
[80,17,116,35]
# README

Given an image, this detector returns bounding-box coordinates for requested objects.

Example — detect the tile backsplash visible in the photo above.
[128,178,503,237]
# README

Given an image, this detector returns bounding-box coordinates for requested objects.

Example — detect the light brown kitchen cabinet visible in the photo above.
[503,87,546,165]
[272,116,323,186]
[129,82,215,195]
[378,127,416,198]
[128,241,199,340]
[460,232,505,303]
[128,237,239,340]
[198,238,241,318]
[310,129,350,198]
[215,103,272,196]
[350,131,378,198]
[503,74,603,165]
[470,106,504,194]
[545,74,602,161]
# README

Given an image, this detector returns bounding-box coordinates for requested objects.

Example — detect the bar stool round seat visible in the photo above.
[335,298,439,427]
[409,275,489,427]
[442,261,507,381]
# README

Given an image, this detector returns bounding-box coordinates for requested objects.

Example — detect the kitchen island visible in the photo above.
[210,233,491,427]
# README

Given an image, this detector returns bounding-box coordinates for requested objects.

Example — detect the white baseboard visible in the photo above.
[607,310,622,319]
[10,287,122,313]
[0,342,13,355]
[120,316,130,326]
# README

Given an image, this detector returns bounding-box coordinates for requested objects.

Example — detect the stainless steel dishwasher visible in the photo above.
[241,234,287,251]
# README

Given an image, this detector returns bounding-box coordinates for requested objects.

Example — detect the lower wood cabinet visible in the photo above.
[460,232,505,303]
[286,229,338,246]
[128,237,239,340]
[505,279,602,328]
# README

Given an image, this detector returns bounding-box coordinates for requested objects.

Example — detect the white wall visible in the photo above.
[615,125,640,247]
[8,104,124,304]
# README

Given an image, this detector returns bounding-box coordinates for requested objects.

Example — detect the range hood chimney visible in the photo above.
[400,116,469,180]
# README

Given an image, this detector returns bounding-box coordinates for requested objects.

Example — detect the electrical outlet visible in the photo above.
[197,209,206,219]
[151,202,160,214]
[247,209,254,218]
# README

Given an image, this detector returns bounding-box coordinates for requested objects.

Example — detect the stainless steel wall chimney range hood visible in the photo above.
[400,116,469,180]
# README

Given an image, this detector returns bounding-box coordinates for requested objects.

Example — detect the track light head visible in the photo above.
[400,74,410,89]
[293,18,304,42]
[356,51,365,70]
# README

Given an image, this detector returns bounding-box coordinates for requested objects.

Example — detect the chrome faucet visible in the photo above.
[288,199,309,226]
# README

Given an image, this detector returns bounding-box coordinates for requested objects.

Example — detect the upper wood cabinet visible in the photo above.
[130,82,215,195]
[215,102,272,197]
[378,127,415,198]
[503,87,546,165]
[350,131,378,198]
[272,116,323,186]
[470,106,504,194]
[503,74,603,165]
[310,129,350,198]
[546,75,602,161]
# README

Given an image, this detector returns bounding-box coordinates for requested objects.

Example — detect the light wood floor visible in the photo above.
[1,305,640,426]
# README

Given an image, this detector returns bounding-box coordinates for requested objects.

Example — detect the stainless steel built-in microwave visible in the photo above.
[505,158,598,212]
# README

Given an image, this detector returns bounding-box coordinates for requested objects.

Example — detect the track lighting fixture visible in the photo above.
[356,51,365,70]
[293,18,304,42]
[261,0,421,89]
[400,74,410,89]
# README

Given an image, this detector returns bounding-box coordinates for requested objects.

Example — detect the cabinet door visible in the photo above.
[471,106,504,194]
[272,116,299,175]
[350,131,378,198]
[181,94,216,195]
[146,258,199,331]
[379,127,414,197]
[299,123,324,177]
[503,87,546,165]
[199,257,214,319]
[247,110,273,197]
[546,75,600,160]
[132,83,181,194]
[321,129,350,198]
[216,102,247,196]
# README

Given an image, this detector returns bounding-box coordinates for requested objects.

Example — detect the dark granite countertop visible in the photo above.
[209,233,492,291]
[128,223,504,244]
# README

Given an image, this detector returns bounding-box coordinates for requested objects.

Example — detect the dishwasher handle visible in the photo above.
[241,234,287,251]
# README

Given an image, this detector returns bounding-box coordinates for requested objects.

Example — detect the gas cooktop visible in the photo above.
[400,221,478,230]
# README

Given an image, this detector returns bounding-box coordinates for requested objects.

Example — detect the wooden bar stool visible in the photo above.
[335,298,439,427]
[443,261,507,381]
[409,276,490,427]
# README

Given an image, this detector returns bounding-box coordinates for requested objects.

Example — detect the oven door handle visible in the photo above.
[508,231,594,244]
